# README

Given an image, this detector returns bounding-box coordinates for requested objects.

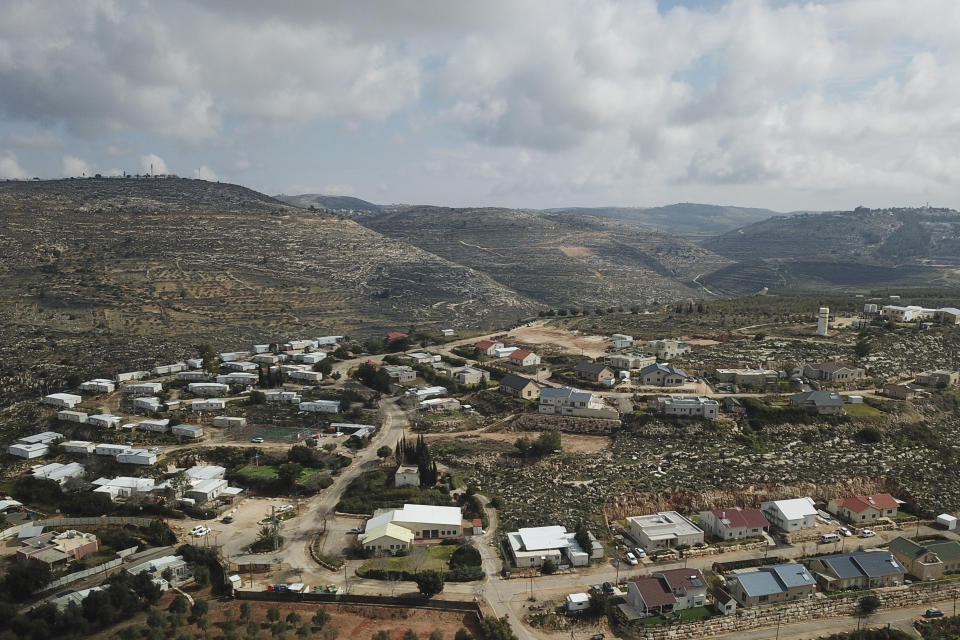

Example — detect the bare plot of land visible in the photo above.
[508,326,608,358]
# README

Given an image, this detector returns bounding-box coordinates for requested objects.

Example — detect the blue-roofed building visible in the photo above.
[538,386,619,419]
[727,563,817,607]
[808,551,906,590]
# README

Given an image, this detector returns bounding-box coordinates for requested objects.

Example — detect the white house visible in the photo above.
[222,361,258,372]
[61,440,96,454]
[506,525,595,568]
[219,351,250,362]
[133,396,162,412]
[760,497,818,531]
[216,372,259,386]
[407,386,448,400]
[188,382,230,397]
[153,363,186,376]
[611,334,634,349]
[365,503,463,539]
[185,478,227,503]
[656,396,719,419]
[294,352,327,364]
[9,443,49,459]
[92,476,155,499]
[265,391,301,403]
[539,387,618,419]
[43,393,82,409]
[124,382,163,396]
[79,379,116,394]
[138,419,170,433]
[359,522,415,556]
[115,371,149,382]
[300,400,340,413]
[394,465,420,487]
[192,399,225,411]
[315,335,343,346]
[88,414,122,429]
[172,424,204,439]
[116,449,157,465]
[18,431,65,446]
[288,369,323,383]
[508,350,541,367]
[176,371,210,382]
[627,511,705,550]
[57,410,88,424]
[251,354,283,364]
[95,443,130,457]
[32,462,85,485]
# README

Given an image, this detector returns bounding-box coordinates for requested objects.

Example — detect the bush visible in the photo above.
[415,570,444,597]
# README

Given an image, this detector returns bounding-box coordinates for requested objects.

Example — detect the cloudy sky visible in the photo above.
[0,0,957,211]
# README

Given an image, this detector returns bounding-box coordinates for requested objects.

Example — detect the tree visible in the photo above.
[193,564,210,587]
[574,523,591,553]
[312,608,331,629]
[372,632,391,640]
[286,612,301,625]
[277,463,303,489]
[376,445,392,461]
[858,594,881,615]
[415,570,444,597]
[449,544,481,569]
[477,616,517,640]
[429,632,444,640]
[322,626,339,640]
[454,630,472,640]
[297,624,312,639]
[240,601,252,621]
[168,595,188,614]
[190,599,209,621]
[403,631,419,640]
[169,470,190,500]
[855,338,872,358]
[541,558,557,575]
[2,558,51,600]
[267,607,281,623]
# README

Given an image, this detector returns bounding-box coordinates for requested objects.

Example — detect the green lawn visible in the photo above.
[636,606,713,625]
[844,403,886,418]
[359,544,456,575]
[235,465,321,482]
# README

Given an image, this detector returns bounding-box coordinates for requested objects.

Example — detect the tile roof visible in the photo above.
[509,349,533,360]
[710,508,769,530]
[656,568,706,592]
[475,339,498,349]
[575,362,612,376]
[832,494,899,513]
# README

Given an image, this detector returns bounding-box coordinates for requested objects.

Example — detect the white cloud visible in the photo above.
[0,152,29,179]
[2,1,960,209]
[140,153,169,176]
[61,154,92,177]
[197,165,218,181]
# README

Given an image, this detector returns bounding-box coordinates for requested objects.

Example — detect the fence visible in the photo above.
[34,544,139,593]
[235,589,484,616]
[36,516,155,528]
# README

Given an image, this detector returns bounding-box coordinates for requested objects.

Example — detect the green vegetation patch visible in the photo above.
[359,545,456,576]
[336,470,453,514]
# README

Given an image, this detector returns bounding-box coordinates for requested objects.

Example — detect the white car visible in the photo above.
[191,526,210,537]
[625,552,638,566]
[251,437,264,443]
[838,527,853,537]
[277,504,294,513]
[859,528,876,538]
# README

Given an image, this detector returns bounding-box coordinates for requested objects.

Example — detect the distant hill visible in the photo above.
[355,206,732,309]
[0,178,538,406]
[700,207,960,295]
[547,203,782,236]
[275,193,382,214]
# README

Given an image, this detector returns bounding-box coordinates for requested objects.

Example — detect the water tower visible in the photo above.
[816,307,829,336]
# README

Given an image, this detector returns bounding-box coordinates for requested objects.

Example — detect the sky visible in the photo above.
[1,0,958,211]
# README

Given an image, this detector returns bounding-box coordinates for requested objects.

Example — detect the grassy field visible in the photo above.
[359,544,456,575]
[844,403,887,418]
[635,606,714,625]
[235,464,321,483]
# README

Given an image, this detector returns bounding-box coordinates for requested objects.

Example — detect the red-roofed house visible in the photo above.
[508,349,541,367]
[387,332,409,343]
[827,494,901,523]
[699,508,770,541]
[474,340,504,356]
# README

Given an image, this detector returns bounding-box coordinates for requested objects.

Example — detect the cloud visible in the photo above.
[321,183,355,195]
[197,165,218,181]
[0,152,29,179]
[140,153,169,176]
[2,0,960,209]
[61,154,92,177]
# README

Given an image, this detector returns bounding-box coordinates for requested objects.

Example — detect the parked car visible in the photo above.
[625,552,638,566]
[924,608,944,618]
[189,525,204,535]
[590,584,602,593]
[221,516,233,524]
[192,526,210,537]
[348,527,363,534]
[278,504,294,513]
[633,547,647,558]
[838,527,853,537]
[859,528,876,538]
[251,437,264,443]
[602,582,615,594]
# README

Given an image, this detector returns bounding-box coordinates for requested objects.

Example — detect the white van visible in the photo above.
[821,533,841,543]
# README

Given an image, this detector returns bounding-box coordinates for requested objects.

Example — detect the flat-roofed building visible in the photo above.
[43,393,82,409]
[365,503,463,540]
[628,511,704,550]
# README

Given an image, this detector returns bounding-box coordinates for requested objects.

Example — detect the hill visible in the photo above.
[0,178,539,406]
[700,207,960,295]
[355,206,732,309]
[547,202,781,236]
[274,193,382,215]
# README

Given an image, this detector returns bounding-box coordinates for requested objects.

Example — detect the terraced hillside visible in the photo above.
[548,202,781,236]
[701,207,960,294]
[0,178,538,406]
[354,206,733,309]
[274,193,383,215]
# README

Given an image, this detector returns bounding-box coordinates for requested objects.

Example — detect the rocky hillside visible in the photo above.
[274,193,383,215]
[353,206,733,309]
[699,207,960,295]
[0,178,538,405]
[547,202,781,236]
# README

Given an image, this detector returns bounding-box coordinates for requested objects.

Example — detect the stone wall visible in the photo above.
[617,579,960,640]
[512,413,621,435]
